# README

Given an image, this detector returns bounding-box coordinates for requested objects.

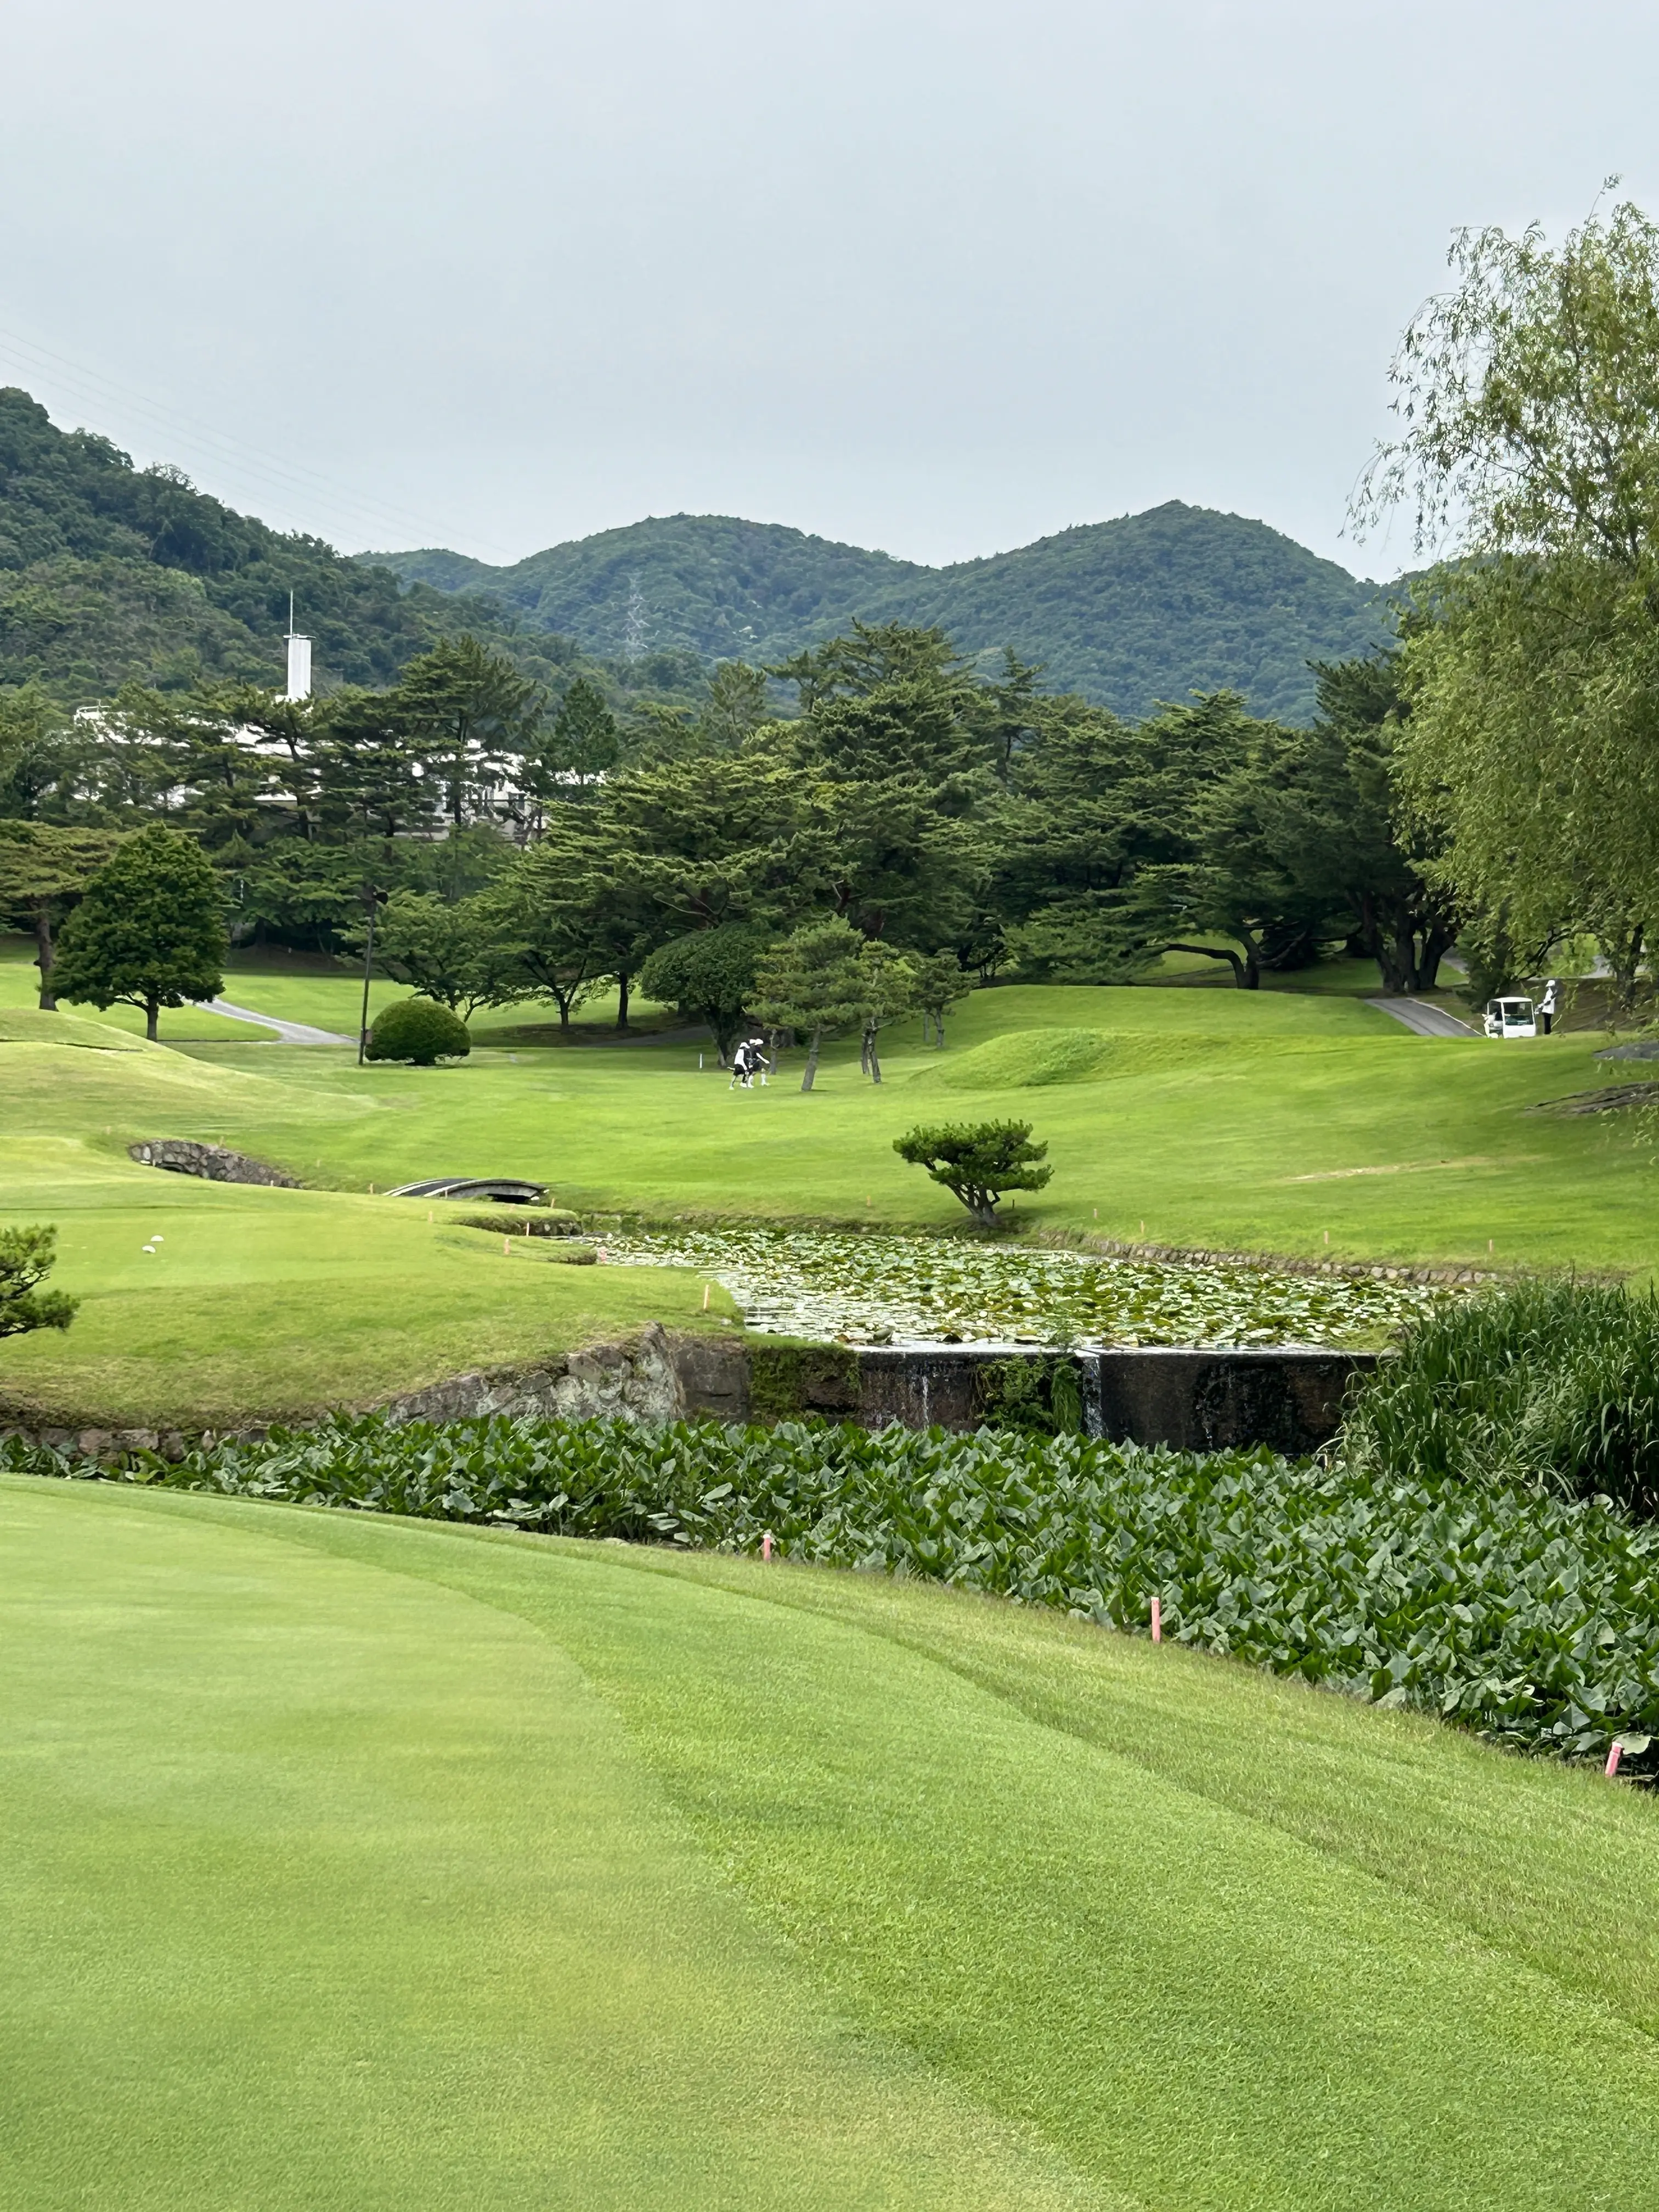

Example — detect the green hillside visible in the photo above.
[0,383,1390,720]
[373,503,1394,721]
[0,388,693,709]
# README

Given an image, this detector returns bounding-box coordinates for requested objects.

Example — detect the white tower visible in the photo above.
[283,592,312,702]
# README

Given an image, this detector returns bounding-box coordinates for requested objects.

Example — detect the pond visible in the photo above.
[598,1225,1444,1350]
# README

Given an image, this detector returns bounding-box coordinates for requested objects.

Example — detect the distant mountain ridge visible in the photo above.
[369,503,1395,722]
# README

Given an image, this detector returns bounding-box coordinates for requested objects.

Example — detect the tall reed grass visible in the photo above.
[1345,1277,1659,1517]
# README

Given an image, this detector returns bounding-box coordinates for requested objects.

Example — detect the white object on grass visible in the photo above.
[1482,997,1537,1039]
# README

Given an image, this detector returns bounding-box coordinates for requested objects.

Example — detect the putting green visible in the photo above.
[8,1476,1658,2210]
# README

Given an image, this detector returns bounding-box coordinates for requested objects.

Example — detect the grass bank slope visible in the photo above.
[0,1030,731,1427]
[8,1476,1658,2211]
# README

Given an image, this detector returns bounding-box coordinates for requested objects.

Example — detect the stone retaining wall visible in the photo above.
[2,1330,1372,1462]
[129,1140,301,1188]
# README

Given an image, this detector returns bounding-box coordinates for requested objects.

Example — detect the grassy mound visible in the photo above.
[923,1026,1118,1088]
[7,1474,1659,2210]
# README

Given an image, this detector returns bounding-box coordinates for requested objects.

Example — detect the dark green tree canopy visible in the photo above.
[0,1224,77,1341]
[639,924,765,1058]
[893,1120,1053,1227]
[543,676,620,787]
[52,821,226,1038]
[365,890,504,1019]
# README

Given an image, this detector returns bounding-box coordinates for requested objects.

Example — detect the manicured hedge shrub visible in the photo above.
[365,998,470,1065]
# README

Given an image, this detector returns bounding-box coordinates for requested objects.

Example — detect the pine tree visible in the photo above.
[53,824,226,1040]
[752,918,869,1092]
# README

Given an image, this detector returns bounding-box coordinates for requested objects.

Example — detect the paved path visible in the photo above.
[198,997,355,1046]
[1366,996,1478,1037]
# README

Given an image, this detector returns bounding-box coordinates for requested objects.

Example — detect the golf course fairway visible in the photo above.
[7,1475,1658,2210]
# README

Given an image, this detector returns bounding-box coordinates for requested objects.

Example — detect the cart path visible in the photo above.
[1366,996,1478,1037]
[195,997,355,1046]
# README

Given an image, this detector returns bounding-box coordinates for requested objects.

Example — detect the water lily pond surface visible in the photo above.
[600,1226,1444,1349]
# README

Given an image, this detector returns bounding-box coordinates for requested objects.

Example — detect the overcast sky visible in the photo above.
[2,1,1654,574]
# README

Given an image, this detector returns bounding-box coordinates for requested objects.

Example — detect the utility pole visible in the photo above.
[358,883,386,1064]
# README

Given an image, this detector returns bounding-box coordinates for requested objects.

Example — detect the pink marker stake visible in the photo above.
[1606,1741,1623,1780]
[761,1532,773,1562]
[1150,1595,1162,1644]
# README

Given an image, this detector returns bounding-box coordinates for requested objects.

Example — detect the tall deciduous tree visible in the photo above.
[52,822,226,1038]
[1356,195,1659,962]
[639,924,765,1061]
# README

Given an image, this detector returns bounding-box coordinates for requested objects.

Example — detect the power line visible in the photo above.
[0,321,521,563]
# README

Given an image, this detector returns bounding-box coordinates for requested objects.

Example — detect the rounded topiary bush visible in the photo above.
[365,998,471,1066]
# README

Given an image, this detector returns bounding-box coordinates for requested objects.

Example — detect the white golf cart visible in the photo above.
[1483,996,1538,1039]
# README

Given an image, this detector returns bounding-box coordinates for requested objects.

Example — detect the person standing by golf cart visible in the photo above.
[1539,978,1560,1035]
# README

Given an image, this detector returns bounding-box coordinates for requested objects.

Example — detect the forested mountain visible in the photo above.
[0,383,1390,723]
[373,503,1393,723]
[0,388,695,709]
